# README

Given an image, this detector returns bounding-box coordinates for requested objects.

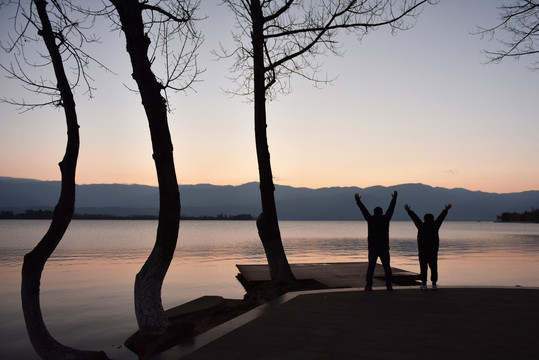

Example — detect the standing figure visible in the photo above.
[404,203,452,290]
[354,191,398,291]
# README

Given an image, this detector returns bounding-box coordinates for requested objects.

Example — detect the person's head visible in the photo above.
[374,207,383,217]
[424,213,434,223]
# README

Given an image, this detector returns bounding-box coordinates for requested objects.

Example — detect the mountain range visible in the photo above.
[1,177,538,221]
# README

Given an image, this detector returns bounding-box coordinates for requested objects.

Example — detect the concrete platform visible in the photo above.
[236,262,421,289]
[165,296,225,321]
[151,286,539,360]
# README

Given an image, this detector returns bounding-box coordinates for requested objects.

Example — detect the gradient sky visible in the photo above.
[1,0,538,194]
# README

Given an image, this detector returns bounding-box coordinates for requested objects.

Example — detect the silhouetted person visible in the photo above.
[404,203,452,290]
[354,191,398,291]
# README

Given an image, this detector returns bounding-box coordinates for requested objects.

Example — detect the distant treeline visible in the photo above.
[180,213,254,221]
[496,208,539,223]
[0,210,254,221]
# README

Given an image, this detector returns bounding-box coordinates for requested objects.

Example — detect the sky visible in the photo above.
[0,0,537,194]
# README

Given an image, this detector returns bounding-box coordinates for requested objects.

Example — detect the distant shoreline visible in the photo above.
[3,210,539,223]
[0,210,254,221]
[496,209,539,223]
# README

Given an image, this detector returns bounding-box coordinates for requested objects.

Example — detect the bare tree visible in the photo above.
[106,0,203,334]
[219,0,433,284]
[1,0,109,359]
[476,0,539,71]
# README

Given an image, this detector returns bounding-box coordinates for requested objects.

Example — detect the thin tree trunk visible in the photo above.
[251,0,295,284]
[21,1,109,359]
[110,0,181,333]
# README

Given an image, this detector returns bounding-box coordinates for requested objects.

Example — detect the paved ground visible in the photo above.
[151,286,539,360]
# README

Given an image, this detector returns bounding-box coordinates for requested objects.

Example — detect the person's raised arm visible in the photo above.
[354,193,371,220]
[404,204,422,228]
[435,204,452,227]
[385,191,398,219]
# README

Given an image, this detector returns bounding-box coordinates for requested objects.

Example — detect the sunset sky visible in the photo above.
[1,0,537,194]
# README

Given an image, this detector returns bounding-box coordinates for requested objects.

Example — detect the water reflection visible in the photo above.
[2,220,539,271]
[1,220,539,360]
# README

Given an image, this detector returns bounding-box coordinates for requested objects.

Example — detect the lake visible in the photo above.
[1,220,539,359]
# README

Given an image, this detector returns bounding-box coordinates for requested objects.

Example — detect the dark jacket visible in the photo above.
[406,208,448,256]
[356,196,397,252]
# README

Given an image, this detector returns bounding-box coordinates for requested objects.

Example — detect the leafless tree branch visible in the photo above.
[0,0,114,109]
[218,0,434,100]
[103,0,205,110]
[475,0,539,71]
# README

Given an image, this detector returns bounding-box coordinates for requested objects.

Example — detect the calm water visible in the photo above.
[1,220,539,359]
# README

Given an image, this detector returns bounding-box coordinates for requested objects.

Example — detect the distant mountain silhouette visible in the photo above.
[1,176,538,221]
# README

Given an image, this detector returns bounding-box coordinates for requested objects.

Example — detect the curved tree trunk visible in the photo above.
[20,1,110,359]
[251,0,295,284]
[110,0,181,333]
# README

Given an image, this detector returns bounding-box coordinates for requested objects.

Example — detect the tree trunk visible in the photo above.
[110,0,181,333]
[251,0,295,284]
[20,1,110,359]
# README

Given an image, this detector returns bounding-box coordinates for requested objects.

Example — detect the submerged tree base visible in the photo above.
[124,279,330,359]
[124,297,254,359]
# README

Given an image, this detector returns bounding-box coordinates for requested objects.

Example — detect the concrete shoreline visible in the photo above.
[151,286,539,360]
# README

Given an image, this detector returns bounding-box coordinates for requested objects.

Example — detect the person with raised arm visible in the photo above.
[404,203,452,290]
[354,191,398,291]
